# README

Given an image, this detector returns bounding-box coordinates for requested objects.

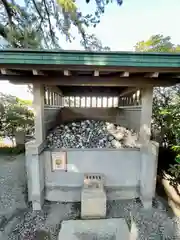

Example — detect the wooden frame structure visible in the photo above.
[0,49,180,210]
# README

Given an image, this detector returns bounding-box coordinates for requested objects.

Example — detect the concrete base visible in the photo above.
[81,189,106,219]
[58,218,130,240]
[141,197,153,209]
[45,185,140,202]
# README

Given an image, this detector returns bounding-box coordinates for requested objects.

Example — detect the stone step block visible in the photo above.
[58,218,130,240]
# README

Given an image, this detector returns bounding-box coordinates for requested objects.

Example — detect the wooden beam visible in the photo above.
[62,92,119,97]
[145,72,159,78]
[1,64,180,73]
[5,75,179,87]
[32,69,44,75]
[1,68,7,75]
[33,83,45,143]
[119,87,138,97]
[139,87,153,144]
[61,87,120,97]
[64,70,71,76]
[0,68,17,75]
[120,72,129,77]
[94,70,99,77]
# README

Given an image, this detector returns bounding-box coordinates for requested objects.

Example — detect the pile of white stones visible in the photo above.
[47,120,139,149]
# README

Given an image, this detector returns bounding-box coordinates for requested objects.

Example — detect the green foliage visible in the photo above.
[57,0,77,12]
[152,86,180,180]
[135,34,180,180]
[0,0,120,50]
[15,98,33,107]
[81,34,111,51]
[0,146,25,155]
[135,34,180,52]
[0,93,34,139]
[152,87,180,146]
[168,164,180,186]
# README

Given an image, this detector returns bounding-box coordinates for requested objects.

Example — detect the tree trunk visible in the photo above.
[162,173,180,216]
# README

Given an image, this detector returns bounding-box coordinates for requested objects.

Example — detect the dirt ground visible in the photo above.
[0,154,179,240]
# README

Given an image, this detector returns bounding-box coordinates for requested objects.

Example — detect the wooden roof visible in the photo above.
[1,49,180,68]
[0,49,180,94]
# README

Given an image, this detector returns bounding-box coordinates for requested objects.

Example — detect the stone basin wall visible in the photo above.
[26,105,158,206]
[27,148,141,202]
[36,106,142,202]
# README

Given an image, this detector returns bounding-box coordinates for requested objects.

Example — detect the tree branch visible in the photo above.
[1,0,14,24]
[32,0,43,22]
[42,0,56,46]
[31,0,48,47]
[0,23,7,39]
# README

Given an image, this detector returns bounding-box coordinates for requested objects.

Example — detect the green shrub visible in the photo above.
[168,164,180,192]
[0,146,25,155]
[153,89,180,181]
[168,164,180,181]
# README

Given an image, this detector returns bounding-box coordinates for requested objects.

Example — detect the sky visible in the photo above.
[1,0,180,100]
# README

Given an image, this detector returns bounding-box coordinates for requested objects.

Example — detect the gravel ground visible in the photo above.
[0,154,27,216]
[0,154,179,240]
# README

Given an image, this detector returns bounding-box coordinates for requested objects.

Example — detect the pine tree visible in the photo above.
[0,0,123,50]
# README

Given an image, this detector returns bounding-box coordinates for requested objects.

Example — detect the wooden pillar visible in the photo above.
[31,154,44,210]
[25,141,45,211]
[139,87,153,144]
[139,87,158,209]
[140,141,159,209]
[33,83,45,144]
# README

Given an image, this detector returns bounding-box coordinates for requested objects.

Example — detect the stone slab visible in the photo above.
[81,189,106,219]
[58,218,130,240]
